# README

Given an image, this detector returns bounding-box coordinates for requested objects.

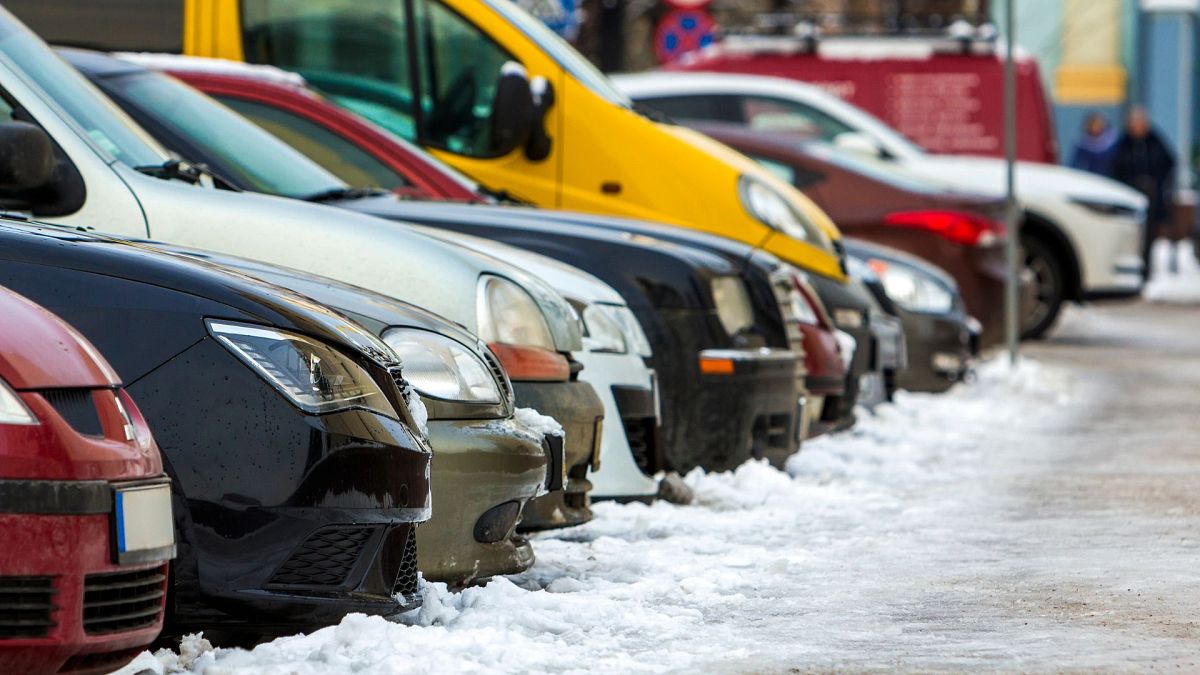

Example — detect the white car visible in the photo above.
[421,227,661,501]
[615,71,1148,337]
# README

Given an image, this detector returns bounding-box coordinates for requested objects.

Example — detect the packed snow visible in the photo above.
[118,357,1080,674]
[1142,238,1200,305]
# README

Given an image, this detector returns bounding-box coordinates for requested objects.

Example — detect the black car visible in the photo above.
[844,238,976,393]
[0,217,432,641]
[69,51,804,474]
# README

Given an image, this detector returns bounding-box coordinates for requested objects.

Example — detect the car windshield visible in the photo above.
[107,69,348,199]
[0,7,168,168]
[480,0,631,107]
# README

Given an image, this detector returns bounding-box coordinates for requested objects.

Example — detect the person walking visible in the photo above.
[1111,106,1176,277]
[1070,112,1118,176]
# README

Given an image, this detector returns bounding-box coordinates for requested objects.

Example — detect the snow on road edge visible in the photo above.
[117,357,1071,675]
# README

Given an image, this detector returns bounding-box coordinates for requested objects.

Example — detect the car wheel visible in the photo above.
[1021,234,1065,339]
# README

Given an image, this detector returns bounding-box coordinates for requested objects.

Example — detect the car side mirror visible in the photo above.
[490,63,536,156]
[0,121,56,197]
[833,131,886,159]
[525,75,554,161]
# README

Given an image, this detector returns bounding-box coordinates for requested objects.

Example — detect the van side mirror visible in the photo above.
[525,75,554,161]
[833,131,886,159]
[0,121,56,195]
[490,63,536,156]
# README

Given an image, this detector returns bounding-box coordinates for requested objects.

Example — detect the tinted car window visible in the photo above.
[637,94,739,123]
[6,0,183,52]
[218,95,409,190]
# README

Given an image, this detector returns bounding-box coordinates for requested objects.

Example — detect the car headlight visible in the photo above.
[605,304,653,357]
[0,379,36,425]
[710,276,756,337]
[476,275,556,350]
[870,259,954,314]
[832,307,865,329]
[208,320,394,417]
[581,304,627,354]
[738,175,821,244]
[1069,197,1142,218]
[382,328,501,404]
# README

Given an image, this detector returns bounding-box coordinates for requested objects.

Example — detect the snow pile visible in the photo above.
[1143,238,1200,305]
[512,407,565,438]
[115,357,1072,674]
[401,382,430,439]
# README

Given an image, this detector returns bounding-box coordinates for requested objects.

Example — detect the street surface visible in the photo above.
[123,294,1200,674]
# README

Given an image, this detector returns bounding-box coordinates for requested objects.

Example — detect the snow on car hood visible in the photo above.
[901,155,1147,209]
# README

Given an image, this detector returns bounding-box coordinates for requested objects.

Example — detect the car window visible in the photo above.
[0,7,168,168]
[243,0,516,158]
[741,95,855,140]
[636,94,739,123]
[411,0,516,156]
[218,96,409,191]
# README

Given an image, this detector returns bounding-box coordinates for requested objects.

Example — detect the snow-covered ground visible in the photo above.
[120,358,1081,674]
[1143,238,1200,305]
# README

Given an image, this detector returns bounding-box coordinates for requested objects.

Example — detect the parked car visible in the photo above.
[0,12,598,531]
[9,0,850,286]
[667,31,1059,163]
[74,52,804,476]
[690,123,1014,348]
[0,287,174,675]
[615,71,1148,339]
[140,245,560,585]
[0,218,431,641]
[843,239,977,393]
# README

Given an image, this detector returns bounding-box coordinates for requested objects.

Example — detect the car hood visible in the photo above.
[0,286,121,390]
[0,219,397,366]
[902,155,1148,209]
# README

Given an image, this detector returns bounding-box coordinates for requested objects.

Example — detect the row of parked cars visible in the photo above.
[0,2,1147,673]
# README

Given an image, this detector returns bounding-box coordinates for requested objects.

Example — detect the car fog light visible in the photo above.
[932,352,965,374]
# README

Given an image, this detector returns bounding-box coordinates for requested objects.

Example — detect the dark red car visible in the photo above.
[0,287,174,675]
[692,123,1012,348]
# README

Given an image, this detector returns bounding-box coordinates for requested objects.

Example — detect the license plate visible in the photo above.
[113,483,176,565]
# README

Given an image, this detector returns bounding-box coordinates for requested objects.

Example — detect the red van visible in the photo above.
[672,34,1058,164]
[0,287,173,675]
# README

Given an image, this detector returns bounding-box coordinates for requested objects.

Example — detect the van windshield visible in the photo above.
[0,7,168,168]
[480,0,631,107]
[104,69,349,199]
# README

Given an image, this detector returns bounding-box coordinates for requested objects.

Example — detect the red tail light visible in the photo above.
[884,210,1005,246]
[488,343,571,382]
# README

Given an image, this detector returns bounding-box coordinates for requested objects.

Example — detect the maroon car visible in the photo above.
[695,123,1012,348]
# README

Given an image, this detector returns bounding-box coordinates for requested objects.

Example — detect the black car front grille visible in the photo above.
[390,528,419,600]
[269,526,376,589]
[82,567,165,635]
[0,576,57,639]
[623,417,658,477]
[40,389,102,437]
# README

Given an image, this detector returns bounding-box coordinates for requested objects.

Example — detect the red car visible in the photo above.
[670,33,1058,164]
[0,287,174,675]
[785,268,848,438]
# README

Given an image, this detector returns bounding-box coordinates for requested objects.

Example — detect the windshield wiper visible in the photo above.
[474,184,526,205]
[134,158,204,184]
[632,103,675,125]
[302,186,389,203]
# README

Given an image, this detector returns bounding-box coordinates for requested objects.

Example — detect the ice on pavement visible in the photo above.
[117,358,1075,674]
[1143,238,1200,305]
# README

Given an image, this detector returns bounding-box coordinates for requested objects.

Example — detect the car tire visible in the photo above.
[1020,233,1065,340]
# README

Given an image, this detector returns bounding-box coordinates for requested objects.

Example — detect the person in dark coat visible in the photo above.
[1070,112,1118,176]
[1111,106,1176,277]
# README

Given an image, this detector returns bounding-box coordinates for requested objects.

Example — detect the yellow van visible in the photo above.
[18,0,845,281]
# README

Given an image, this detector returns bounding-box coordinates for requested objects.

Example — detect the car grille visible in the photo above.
[82,566,166,635]
[481,346,515,407]
[269,525,376,589]
[40,389,102,437]
[390,527,419,600]
[0,576,57,639]
[623,417,659,477]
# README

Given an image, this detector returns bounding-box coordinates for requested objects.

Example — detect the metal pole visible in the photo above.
[1003,0,1020,366]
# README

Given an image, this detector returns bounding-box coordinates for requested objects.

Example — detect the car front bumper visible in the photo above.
[894,309,974,393]
[512,379,605,531]
[575,350,661,501]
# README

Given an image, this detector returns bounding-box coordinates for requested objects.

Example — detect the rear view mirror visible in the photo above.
[0,121,55,193]
[490,63,536,156]
[833,131,886,159]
